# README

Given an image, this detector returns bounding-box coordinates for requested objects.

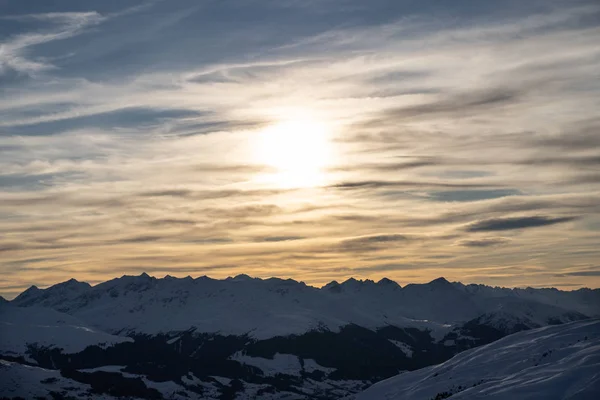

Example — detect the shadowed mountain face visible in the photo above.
[355,320,600,400]
[1,275,598,399]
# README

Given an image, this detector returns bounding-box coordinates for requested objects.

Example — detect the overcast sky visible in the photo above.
[1,0,599,298]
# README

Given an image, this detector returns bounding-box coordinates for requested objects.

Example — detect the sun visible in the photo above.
[254,114,332,188]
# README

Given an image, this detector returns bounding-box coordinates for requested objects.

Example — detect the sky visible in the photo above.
[1,0,599,298]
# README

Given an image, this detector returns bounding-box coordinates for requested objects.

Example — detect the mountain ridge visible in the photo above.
[9,273,597,340]
[10,272,600,301]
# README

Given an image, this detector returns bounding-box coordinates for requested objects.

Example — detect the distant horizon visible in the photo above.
[4,271,598,301]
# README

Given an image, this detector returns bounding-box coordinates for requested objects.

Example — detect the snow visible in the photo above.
[303,358,337,374]
[0,304,132,359]
[0,360,117,400]
[230,352,335,377]
[211,375,232,385]
[80,365,127,373]
[11,274,595,340]
[0,357,367,400]
[389,340,414,357]
[354,319,600,400]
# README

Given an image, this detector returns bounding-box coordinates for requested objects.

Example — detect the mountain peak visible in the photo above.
[11,285,41,304]
[429,277,450,285]
[58,278,91,288]
[20,285,40,296]
[377,277,400,288]
[323,280,341,292]
[229,274,254,282]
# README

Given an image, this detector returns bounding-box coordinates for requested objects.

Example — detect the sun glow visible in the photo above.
[255,114,332,188]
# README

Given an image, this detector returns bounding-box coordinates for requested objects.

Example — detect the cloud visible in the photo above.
[362,88,521,125]
[351,263,423,273]
[429,189,521,202]
[329,180,495,190]
[466,216,578,232]
[119,235,164,244]
[206,205,282,219]
[339,234,410,252]
[1,107,203,135]
[146,219,198,226]
[555,268,600,277]
[330,158,439,172]
[139,190,193,198]
[0,12,104,76]
[458,237,510,247]
[254,236,305,242]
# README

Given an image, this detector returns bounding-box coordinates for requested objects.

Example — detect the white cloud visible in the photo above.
[0,12,104,76]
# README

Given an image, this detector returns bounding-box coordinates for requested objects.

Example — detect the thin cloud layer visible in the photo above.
[1,0,599,297]
[466,216,578,232]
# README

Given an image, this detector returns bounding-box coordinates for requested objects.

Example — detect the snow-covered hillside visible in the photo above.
[0,360,124,400]
[354,319,600,400]
[0,303,132,361]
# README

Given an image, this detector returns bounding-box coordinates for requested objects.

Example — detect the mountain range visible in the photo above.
[1,274,599,399]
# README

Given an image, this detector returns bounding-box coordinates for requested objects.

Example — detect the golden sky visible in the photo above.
[1,0,599,298]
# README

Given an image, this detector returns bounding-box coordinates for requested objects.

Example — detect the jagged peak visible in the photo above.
[25,284,40,292]
[117,272,154,280]
[325,277,397,291]
[341,277,377,285]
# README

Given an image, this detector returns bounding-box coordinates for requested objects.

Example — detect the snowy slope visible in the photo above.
[0,303,132,360]
[14,278,91,311]
[354,319,600,400]
[0,360,118,400]
[10,274,594,339]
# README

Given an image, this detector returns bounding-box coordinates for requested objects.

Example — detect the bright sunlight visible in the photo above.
[255,113,332,188]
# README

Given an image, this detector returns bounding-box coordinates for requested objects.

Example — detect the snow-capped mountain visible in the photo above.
[13,278,92,312]
[354,319,600,400]
[2,274,598,399]
[11,274,595,339]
